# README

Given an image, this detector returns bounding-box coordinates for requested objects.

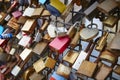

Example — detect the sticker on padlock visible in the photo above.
[11,65,21,76]
[72,51,88,70]
[18,36,32,47]
[9,48,16,55]
[4,14,11,22]
[16,31,23,39]
[20,48,32,61]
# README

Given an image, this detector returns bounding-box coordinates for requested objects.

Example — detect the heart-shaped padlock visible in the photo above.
[80,23,99,41]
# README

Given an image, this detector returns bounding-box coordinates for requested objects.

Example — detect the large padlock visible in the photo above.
[80,23,99,41]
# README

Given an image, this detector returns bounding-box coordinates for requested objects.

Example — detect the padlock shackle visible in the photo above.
[85,37,100,60]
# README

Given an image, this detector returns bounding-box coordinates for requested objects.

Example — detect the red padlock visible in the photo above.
[49,36,70,54]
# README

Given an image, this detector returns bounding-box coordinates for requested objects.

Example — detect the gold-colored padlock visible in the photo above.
[61,1,74,20]
[23,67,35,80]
[67,25,77,39]
[96,31,109,51]
[70,32,80,48]
[103,16,119,28]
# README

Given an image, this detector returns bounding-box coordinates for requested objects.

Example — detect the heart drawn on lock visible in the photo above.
[80,28,99,41]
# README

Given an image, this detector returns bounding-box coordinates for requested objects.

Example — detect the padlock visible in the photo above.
[84,1,99,21]
[46,0,66,17]
[70,32,80,48]
[18,35,32,48]
[56,63,71,79]
[61,1,74,20]
[109,32,120,51]
[55,27,67,37]
[11,65,21,76]
[0,12,6,25]
[72,38,99,70]
[40,20,49,32]
[96,31,109,51]
[23,67,35,80]
[47,24,57,38]
[44,57,56,69]
[11,48,33,77]
[41,10,51,17]
[17,16,28,24]
[80,23,99,41]
[97,0,118,14]
[21,19,36,33]
[12,10,22,19]
[19,48,32,61]
[66,24,77,39]
[7,17,20,31]
[23,7,44,17]
[43,33,51,42]
[102,16,119,28]
[33,58,46,73]
[31,7,44,17]
[33,41,48,55]
[49,36,70,53]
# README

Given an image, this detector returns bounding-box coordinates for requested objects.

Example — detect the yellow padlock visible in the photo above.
[50,0,66,13]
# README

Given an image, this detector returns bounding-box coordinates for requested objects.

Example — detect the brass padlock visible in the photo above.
[103,16,119,28]
[61,1,74,20]
[21,19,36,33]
[70,32,80,48]
[41,10,51,17]
[0,12,7,25]
[67,25,77,39]
[40,20,49,32]
[23,67,35,80]
[96,31,109,51]
[43,33,51,42]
